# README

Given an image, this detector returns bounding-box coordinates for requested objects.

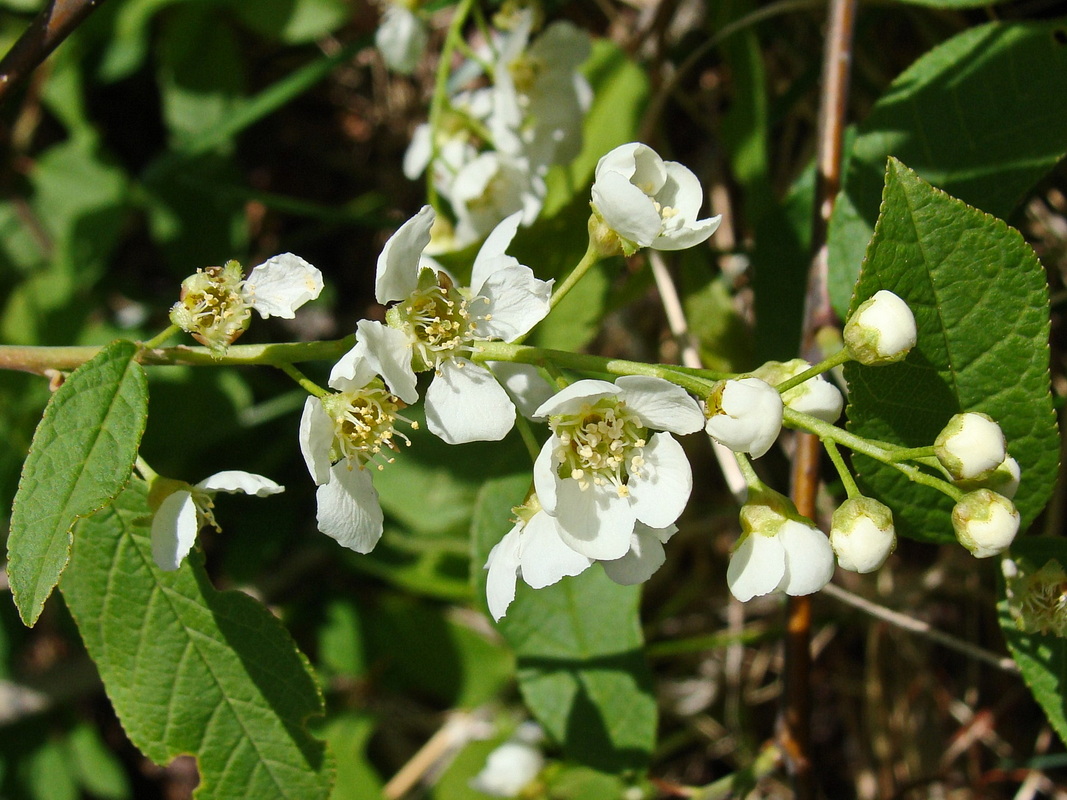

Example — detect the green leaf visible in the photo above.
[322,713,382,800]
[999,537,1067,746]
[7,340,148,626]
[471,477,656,773]
[68,723,131,800]
[829,20,1067,315]
[60,481,334,800]
[843,159,1057,543]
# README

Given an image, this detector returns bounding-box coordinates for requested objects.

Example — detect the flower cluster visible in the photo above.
[402,6,592,252]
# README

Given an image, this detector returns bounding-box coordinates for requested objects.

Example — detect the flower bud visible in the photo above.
[704,377,783,458]
[830,497,896,573]
[752,358,844,423]
[935,412,1006,481]
[951,489,1020,558]
[843,290,917,365]
[956,455,1020,499]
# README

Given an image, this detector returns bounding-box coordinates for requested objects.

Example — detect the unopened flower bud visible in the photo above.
[956,455,1021,499]
[704,377,783,458]
[830,497,896,573]
[952,489,1019,558]
[752,359,844,423]
[843,290,917,365]
[935,412,1006,481]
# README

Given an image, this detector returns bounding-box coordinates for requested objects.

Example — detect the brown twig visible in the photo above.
[781,0,859,796]
[0,0,110,107]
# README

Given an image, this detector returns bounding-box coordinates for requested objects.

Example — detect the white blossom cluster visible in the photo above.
[402,6,593,253]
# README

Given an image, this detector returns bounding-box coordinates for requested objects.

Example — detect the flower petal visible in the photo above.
[299,397,334,486]
[519,511,592,589]
[485,522,522,621]
[316,463,384,553]
[777,520,835,596]
[591,170,661,247]
[478,265,553,342]
[727,532,785,602]
[246,253,324,319]
[151,490,198,572]
[628,432,692,529]
[471,211,523,291]
[376,206,434,304]
[600,522,672,586]
[196,471,284,496]
[347,319,419,403]
[532,438,558,514]
[425,359,515,444]
[532,379,618,419]
[615,375,704,434]
[553,480,635,560]
[328,340,379,393]
[652,215,722,251]
[490,361,555,419]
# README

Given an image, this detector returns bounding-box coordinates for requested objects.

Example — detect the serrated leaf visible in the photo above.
[471,477,656,773]
[7,340,148,626]
[829,20,1067,315]
[843,159,1057,543]
[998,537,1067,747]
[60,482,333,800]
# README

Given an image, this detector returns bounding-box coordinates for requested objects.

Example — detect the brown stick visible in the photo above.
[0,0,109,107]
[781,0,859,796]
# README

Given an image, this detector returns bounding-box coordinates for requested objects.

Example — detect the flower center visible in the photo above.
[188,488,221,532]
[169,262,253,353]
[392,272,485,370]
[323,385,411,469]
[550,398,647,497]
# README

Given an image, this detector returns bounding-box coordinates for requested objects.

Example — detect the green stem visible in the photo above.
[135,456,159,484]
[888,445,937,462]
[142,324,182,350]
[547,240,600,311]
[277,363,329,399]
[774,347,852,394]
[473,340,719,397]
[733,451,762,492]
[823,440,860,499]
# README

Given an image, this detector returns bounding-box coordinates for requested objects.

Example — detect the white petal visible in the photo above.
[532,438,558,514]
[196,471,284,497]
[299,397,335,486]
[151,491,198,572]
[246,254,324,319]
[705,378,784,458]
[328,340,378,393]
[628,432,692,529]
[403,123,432,180]
[376,206,434,304]
[485,523,522,621]
[471,211,523,291]
[553,480,635,560]
[425,360,515,444]
[316,463,384,553]
[532,379,618,419]
[490,362,555,419]
[375,4,427,74]
[591,170,661,247]
[478,265,553,342]
[615,375,704,434]
[600,522,669,585]
[656,161,705,219]
[519,511,592,589]
[349,319,418,403]
[727,532,785,602]
[777,521,835,596]
[652,215,722,251]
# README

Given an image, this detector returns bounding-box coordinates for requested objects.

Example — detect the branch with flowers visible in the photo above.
[0,2,1064,798]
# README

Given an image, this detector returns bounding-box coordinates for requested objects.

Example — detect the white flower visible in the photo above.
[375,3,428,74]
[532,376,704,560]
[728,515,834,602]
[150,471,284,571]
[957,455,1021,499]
[169,254,323,353]
[952,489,1020,558]
[590,143,721,254]
[704,377,784,458]
[935,412,1007,481]
[299,350,413,554]
[843,289,916,365]
[829,497,896,573]
[470,723,545,797]
[359,206,553,444]
[600,522,678,586]
[448,152,545,251]
[752,358,843,423]
[485,506,593,621]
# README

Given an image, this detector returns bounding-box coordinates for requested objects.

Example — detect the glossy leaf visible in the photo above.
[7,340,148,626]
[844,160,1057,542]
